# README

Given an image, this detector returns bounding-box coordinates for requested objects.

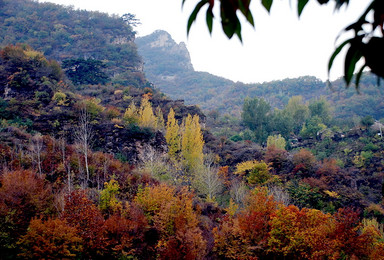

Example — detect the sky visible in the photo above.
[40,0,371,83]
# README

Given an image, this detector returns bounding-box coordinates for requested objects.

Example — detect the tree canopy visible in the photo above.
[184,0,384,87]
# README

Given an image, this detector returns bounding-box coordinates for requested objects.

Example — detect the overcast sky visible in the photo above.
[41,0,371,83]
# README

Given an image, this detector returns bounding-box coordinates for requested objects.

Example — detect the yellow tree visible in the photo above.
[155,106,165,131]
[165,108,181,160]
[138,96,157,128]
[267,134,286,150]
[123,101,138,125]
[181,114,204,173]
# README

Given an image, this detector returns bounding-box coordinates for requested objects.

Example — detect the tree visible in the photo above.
[181,114,204,173]
[122,13,141,27]
[61,190,106,258]
[29,133,44,176]
[267,134,286,150]
[213,187,278,259]
[0,170,55,258]
[300,115,327,139]
[17,218,83,259]
[74,105,94,185]
[155,106,165,131]
[242,97,271,143]
[308,97,333,126]
[99,179,122,215]
[62,58,109,85]
[138,96,157,128]
[361,115,375,128]
[123,101,139,125]
[284,96,309,134]
[193,154,223,202]
[165,108,181,160]
[184,0,384,86]
[134,184,207,259]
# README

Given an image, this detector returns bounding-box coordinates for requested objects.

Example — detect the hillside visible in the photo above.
[137,31,384,120]
[0,1,384,259]
[0,0,144,86]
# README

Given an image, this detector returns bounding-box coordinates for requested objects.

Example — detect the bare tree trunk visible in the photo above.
[74,106,94,186]
[59,138,72,192]
[30,134,43,176]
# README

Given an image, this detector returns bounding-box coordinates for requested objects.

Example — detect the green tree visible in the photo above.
[284,96,309,134]
[62,58,109,85]
[308,97,333,126]
[361,115,375,128]
[270,108,293,140]
[300,115,327,139]
[184,0,384,86]
[242,97,271,143]
[267,134,286,150]
[99,179,121,215]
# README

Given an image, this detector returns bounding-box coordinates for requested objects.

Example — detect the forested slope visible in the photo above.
[0,0,143,86]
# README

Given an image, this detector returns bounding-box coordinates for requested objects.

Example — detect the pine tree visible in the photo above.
[165,108,180,160]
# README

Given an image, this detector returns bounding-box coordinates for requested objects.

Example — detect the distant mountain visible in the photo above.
[136,31,384,120]
[136,30,234,107]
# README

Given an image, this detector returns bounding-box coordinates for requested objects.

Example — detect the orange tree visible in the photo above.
[17,218,83,259]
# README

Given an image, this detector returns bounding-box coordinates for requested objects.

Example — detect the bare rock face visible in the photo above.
[148,30,193,71]
[94,123,168,164]
[136,30,194,75]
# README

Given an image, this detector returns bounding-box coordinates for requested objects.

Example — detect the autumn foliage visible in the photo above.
[17,218,82,259]
[213,188,384,259]
[135,184,207,259]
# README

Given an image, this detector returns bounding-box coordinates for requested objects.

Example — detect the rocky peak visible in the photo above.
[136,30,194,72]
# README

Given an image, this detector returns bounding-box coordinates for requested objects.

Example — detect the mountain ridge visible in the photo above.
[136,30,384,120]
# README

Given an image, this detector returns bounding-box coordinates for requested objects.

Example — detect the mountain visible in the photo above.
[137,31,384,120]
[136,30,234,108]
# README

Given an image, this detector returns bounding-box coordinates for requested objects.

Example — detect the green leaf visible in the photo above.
[354,65,367,90]
[328,38,352,76]
[298,0,309,17]
[187,0,209,36]
[206,7,214,34]
[344,43,363,86]
[238,0,255,26]
[261,0,273,13]
[235,20,243,42]
[222,21,236,39]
